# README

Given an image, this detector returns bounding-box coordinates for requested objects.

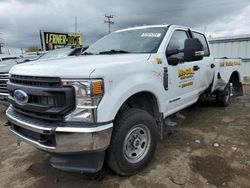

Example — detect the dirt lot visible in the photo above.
[0,86,249,188]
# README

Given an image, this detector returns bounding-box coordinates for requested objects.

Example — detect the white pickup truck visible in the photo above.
[6,24,243,175]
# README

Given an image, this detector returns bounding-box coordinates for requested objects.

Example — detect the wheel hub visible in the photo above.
[123,124,151,163]
[133,138,140,148]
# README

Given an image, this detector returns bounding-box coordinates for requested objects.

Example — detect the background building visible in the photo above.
[209,35,250,82]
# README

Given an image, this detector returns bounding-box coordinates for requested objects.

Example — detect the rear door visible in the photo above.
[192,31,214,92]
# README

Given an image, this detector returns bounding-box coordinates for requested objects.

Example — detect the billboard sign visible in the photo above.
[40,31,83,51]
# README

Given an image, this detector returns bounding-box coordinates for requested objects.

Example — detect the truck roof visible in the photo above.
[116,24,170,32]
[116,24,203,35]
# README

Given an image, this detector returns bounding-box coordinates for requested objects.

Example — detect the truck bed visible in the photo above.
[212,58,243,93]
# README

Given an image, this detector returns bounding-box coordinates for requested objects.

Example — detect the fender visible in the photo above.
[97,74,165,122]
[212,59,243,92]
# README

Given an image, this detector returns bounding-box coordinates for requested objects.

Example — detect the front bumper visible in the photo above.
[6,106,113,153]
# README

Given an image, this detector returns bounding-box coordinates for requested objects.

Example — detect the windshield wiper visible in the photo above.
[82,52,94,55]
[99,50,130,54]
[15,59,30,64]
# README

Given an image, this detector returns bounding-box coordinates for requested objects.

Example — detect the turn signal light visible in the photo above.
[92,81,103,96]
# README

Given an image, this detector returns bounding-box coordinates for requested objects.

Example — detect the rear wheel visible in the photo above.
[216,83,231,107]
[107,108,158,176]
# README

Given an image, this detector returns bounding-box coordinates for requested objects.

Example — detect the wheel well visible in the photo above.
[116,92,159,120]
[229,71,243,96]
[230,71,240,83]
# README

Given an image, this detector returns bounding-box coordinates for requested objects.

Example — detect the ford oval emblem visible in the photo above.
[13,90,29,105]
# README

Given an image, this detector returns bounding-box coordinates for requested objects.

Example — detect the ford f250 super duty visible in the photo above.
[5,25,243,176]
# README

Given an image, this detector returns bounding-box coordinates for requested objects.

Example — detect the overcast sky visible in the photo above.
[1,0,250,48]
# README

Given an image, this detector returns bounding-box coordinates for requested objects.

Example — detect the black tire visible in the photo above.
[107,108,158,176]
[216,83,231,107]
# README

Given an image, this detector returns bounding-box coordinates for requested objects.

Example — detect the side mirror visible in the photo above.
[166,49,179,57]
[184,38,204,62]
[166,49,182,66]
[168,57,179,66]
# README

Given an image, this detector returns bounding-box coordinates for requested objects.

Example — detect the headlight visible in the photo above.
[61,79,104,122]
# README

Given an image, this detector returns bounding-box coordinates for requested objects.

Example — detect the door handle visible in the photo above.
[193,65,200,71]
[211,63,215,68]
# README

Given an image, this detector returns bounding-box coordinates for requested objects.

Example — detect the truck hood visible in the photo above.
[9,54,151,78]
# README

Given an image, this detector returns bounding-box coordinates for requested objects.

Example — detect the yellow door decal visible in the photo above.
[178,68,195,88]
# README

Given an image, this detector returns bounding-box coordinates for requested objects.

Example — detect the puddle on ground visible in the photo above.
[189,155,234,187]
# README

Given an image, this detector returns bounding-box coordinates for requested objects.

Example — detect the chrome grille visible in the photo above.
[10,74,61,87]
[0,73,9,94]
[8,74,75,121]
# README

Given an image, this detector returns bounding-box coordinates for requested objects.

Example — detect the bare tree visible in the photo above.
[26,46,40,52]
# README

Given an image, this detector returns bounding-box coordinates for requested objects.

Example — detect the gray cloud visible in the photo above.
[0,0,250,48]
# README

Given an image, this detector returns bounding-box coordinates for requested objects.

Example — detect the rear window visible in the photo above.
[193,32,210,56]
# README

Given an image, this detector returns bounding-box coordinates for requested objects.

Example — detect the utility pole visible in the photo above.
[75,16,78,35]
[0,31,3,54]
[104,14,115,33]
[74,16,80,47]
[0,43,3,54]
[39,30,44,51]
[203,25,207,36]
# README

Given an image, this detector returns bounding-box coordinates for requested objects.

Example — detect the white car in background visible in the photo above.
[0,54,19,62]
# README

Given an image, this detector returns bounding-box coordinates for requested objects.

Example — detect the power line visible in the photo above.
[104,14,115,34]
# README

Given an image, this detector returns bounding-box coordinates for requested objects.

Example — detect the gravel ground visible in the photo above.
[0,86,249,188]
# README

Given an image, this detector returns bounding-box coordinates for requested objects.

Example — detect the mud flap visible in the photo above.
[156,112,165,140]
[234,82,243,96]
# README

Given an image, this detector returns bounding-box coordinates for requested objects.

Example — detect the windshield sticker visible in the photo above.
[141,33,161,37]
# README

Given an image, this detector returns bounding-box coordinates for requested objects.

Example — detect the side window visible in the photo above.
[167,30,188,60]
[193,32,210,56]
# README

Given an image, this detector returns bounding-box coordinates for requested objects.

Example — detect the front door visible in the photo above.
[163,29,202,116]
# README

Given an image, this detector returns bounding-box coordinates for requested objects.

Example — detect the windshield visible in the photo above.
[85,27,167,54]
[39,48,72,60]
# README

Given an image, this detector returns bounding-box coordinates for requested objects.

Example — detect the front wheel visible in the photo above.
[216,83,231,107]
[107,108,158,176]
